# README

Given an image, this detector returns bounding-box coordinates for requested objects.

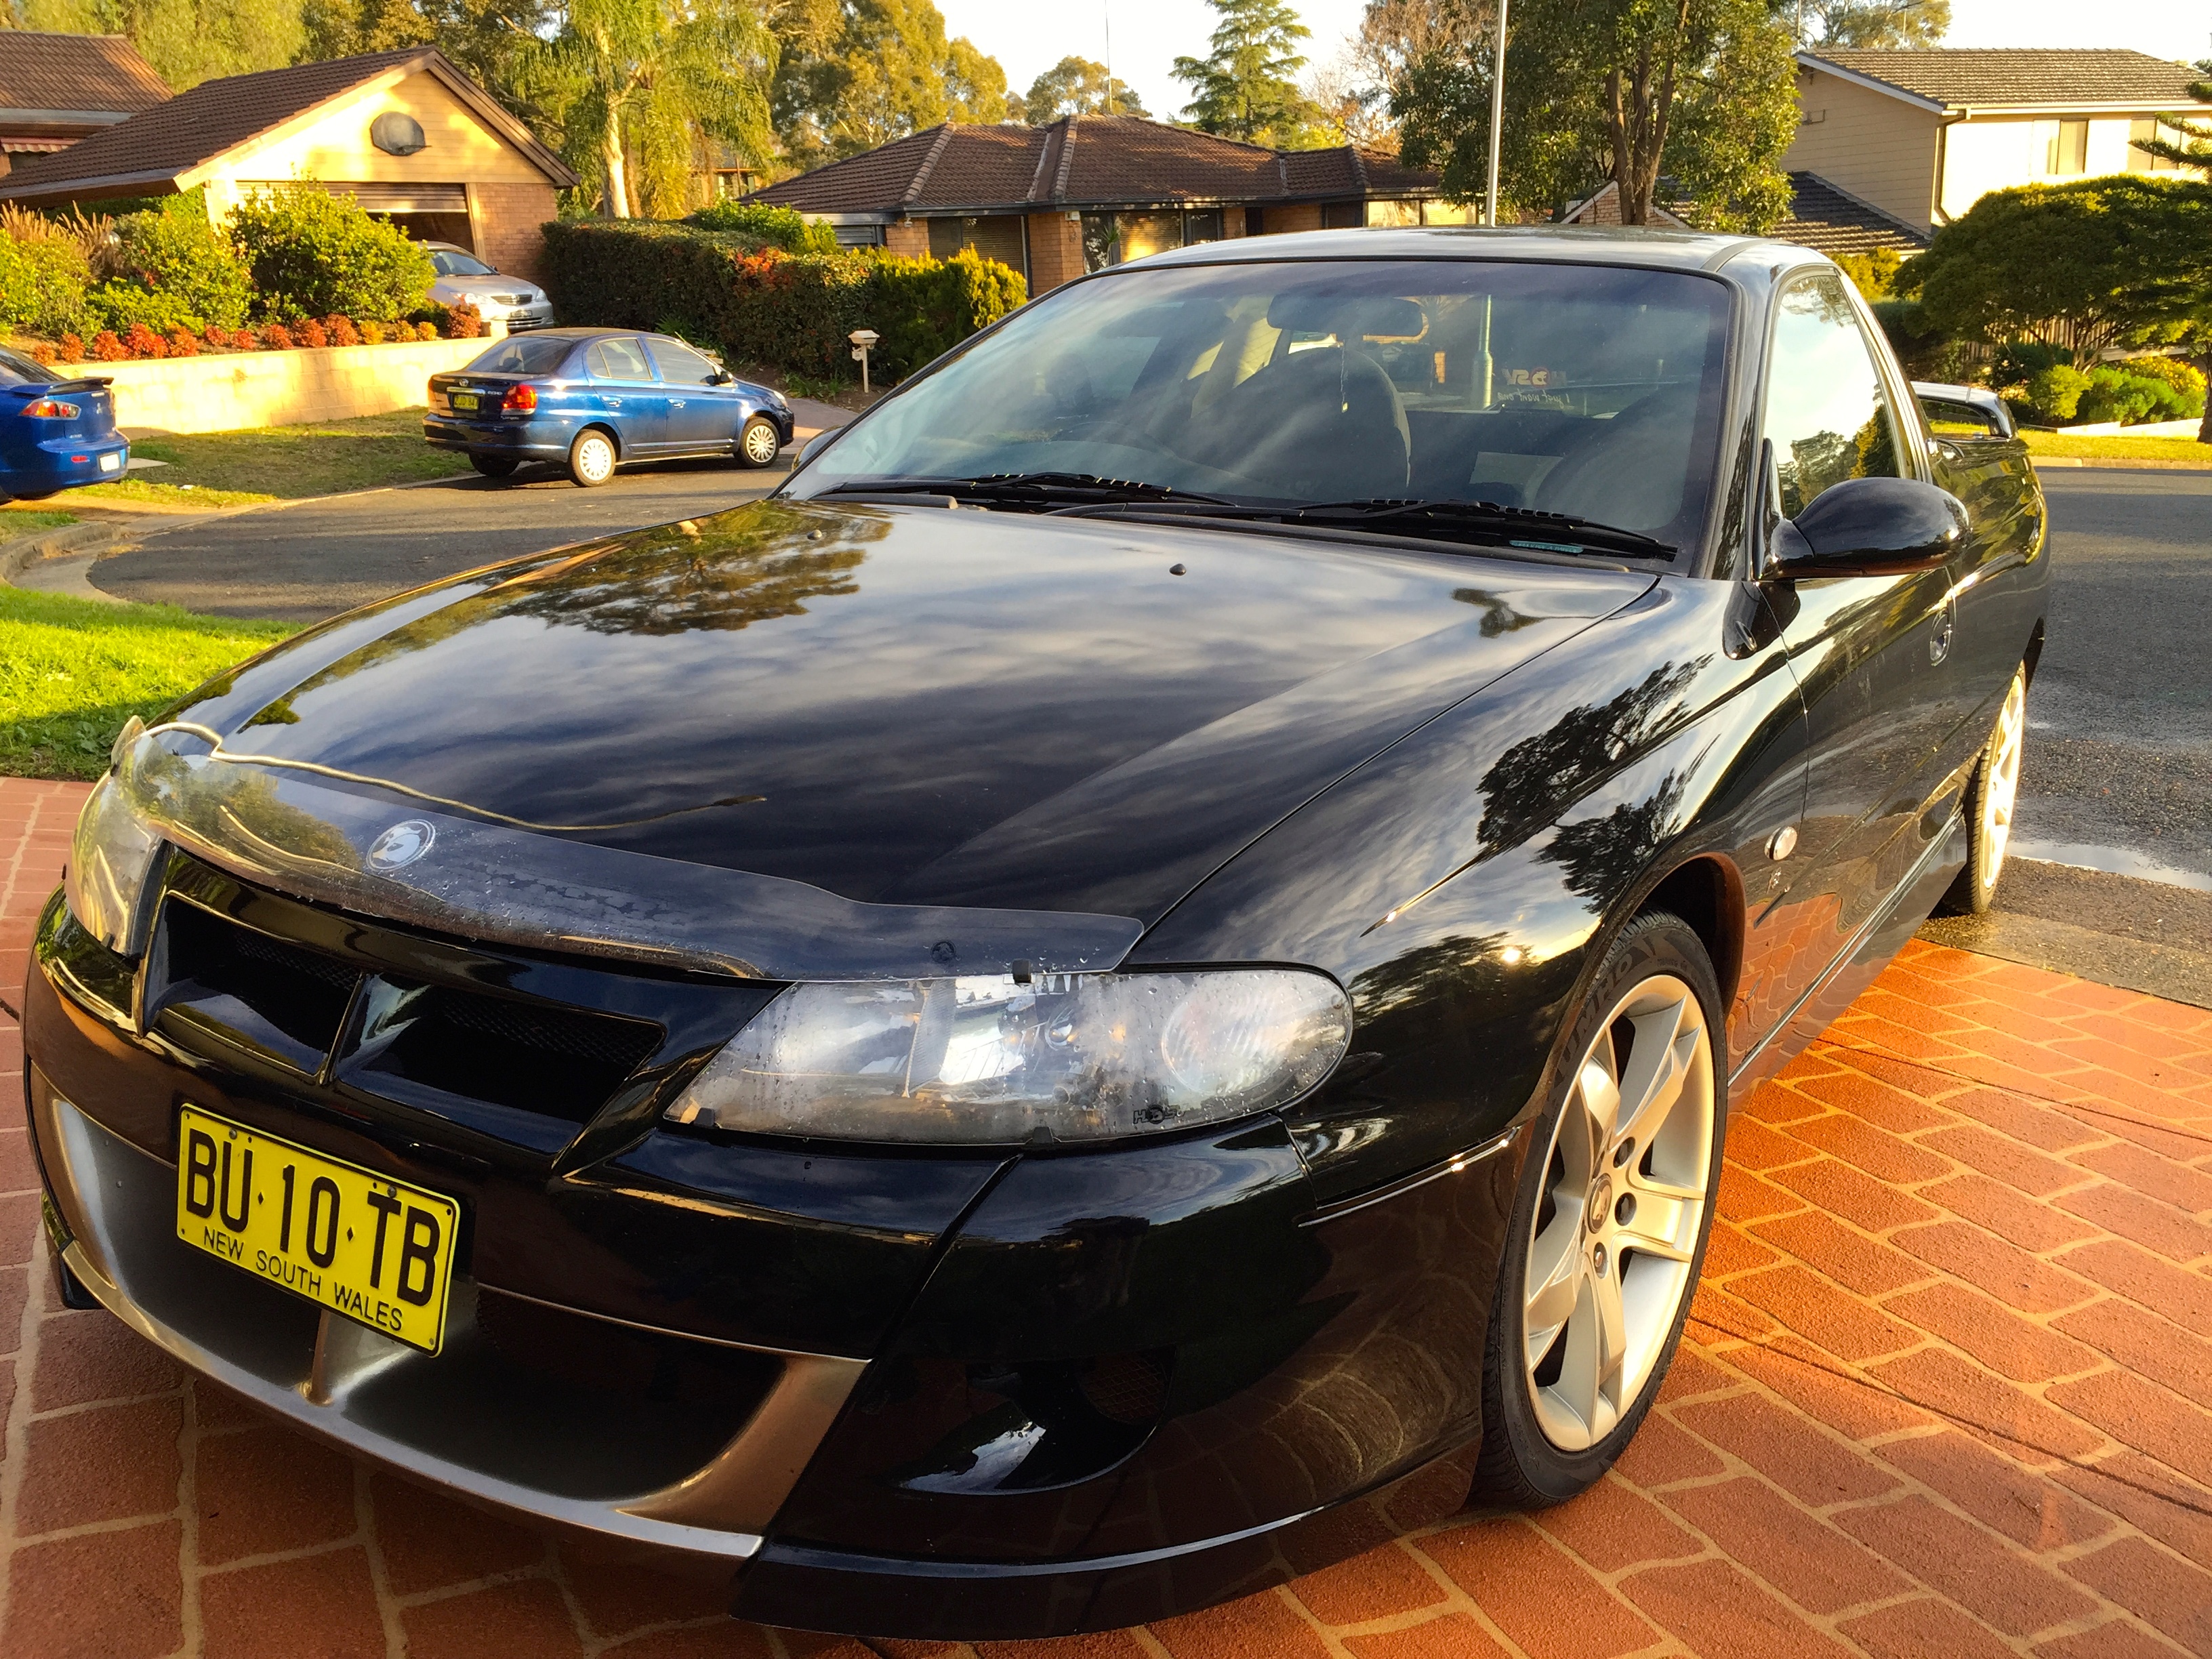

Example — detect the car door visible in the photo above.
[583,336,670,454]
[644,337,742,451]
[1754,273,1959,1004]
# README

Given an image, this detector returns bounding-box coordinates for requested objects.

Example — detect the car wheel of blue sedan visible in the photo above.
[1475,909,1723,1507]
[569,429,618,488]
[736,415,781,469]
[470,454,520,479]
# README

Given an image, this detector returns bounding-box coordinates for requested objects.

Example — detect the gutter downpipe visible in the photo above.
[1931,109,1965,228]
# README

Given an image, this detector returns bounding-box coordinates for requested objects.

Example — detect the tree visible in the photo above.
[1789,0,1948,49]
[538,0,777,219]
[7,0,305,88]
[1391,0,1797,230]
[1172,0,1332,148]
[1324,0,1490,151]
[1021,56,1149,123]
[770,0,1015,167]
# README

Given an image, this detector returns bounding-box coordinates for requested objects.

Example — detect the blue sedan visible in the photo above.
[0,347,128,500]
[424,328,795,487]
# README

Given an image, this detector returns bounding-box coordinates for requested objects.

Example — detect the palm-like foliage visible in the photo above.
[537,0,777,218]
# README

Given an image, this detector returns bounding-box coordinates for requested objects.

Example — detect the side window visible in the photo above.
[586,337,653,381]
[1921,396,2002,438]
[647,339,722,385]
[1763,274,1904,518]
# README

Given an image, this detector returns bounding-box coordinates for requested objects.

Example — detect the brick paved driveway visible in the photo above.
[3,776,2208,1659]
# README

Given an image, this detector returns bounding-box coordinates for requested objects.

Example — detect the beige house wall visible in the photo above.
[1782,70,1942,228]
[883,217,928,258]
[1023,211,1084,293]
[1938,114,2173,220]
[98,331,503,434]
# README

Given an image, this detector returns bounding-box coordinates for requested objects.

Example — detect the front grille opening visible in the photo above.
[352,981,661,1124]
[157,901,359,1065]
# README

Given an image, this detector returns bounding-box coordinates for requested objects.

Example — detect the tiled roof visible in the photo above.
[0,47,577,198]
[1803,48,2205,109]
[752,116,1442,214]
[0,30,170,117]
[1768,172,1929,256]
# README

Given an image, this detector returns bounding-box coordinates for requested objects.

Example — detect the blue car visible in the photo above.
[424,328,795,487]
[0,346,128,500]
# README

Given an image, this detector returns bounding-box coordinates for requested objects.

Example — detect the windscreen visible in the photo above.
[467,335,576,375]
[790,259,1735,550]
[433,251,496,276]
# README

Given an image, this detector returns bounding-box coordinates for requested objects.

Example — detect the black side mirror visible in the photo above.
[794,428,835,469]
[1767,476,1967,579]
[710,369,735,385]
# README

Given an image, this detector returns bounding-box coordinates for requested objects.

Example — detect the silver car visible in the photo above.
[423,242,554,331]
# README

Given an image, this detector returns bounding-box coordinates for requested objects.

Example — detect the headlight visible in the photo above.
[666,969,1351,1145]
[65,758,163,957]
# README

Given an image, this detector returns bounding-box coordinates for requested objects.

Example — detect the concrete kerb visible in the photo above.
[0,520,134,586]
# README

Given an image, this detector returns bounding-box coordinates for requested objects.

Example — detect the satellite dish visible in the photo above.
[371,112,428,157]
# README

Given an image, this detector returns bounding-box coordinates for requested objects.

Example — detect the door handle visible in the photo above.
[607,398,621,407]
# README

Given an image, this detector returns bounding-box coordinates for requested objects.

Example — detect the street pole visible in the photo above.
[1484,0,1510,227]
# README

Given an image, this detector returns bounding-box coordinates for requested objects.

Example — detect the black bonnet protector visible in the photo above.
[98,724,1141,980]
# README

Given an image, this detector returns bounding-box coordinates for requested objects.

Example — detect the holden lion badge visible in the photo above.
[367,819,436,872]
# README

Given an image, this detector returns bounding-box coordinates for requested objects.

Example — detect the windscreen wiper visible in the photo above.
[820,472,1231,508]
[1064,495,1675,560]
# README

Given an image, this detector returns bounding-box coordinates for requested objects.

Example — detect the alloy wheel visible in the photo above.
[1521,973,1715,1452]
[1982,670,2025,880]
[742,419,780,465]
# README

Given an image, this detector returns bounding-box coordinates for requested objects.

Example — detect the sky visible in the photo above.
[933,0,2212,126]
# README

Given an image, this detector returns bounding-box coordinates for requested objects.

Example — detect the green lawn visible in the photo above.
[0,587,297,779]
[2022,429,2212,466]
[0,507,82,537]
[71,408,471,508]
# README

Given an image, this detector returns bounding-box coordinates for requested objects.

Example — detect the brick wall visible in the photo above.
[1258,203,1323,235]
[466,182,560,284]
[884,217,928,258]
[1025,211,1085,293]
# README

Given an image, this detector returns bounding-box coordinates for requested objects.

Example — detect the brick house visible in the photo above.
[747,115,1466,293]
[1559,173,1931,258]
[1784,48,2207,234]
[0,47,577,283]
[0,30,171,182]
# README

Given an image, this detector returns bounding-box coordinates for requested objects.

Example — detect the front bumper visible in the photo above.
[24,869,1517,1636]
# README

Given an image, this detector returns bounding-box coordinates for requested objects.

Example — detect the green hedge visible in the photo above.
[539,219,1027,384]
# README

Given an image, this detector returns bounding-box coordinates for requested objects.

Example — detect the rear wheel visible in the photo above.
[736,415,781,468]
[470,453,520,479]
[1940,665,2026,916]
[1473,911,1724,1508]
[568,429,617,488]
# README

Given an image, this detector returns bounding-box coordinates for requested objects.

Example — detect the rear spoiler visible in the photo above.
[7,377,115,395]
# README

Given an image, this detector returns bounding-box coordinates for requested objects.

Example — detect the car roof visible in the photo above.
[1129,224,1833,284]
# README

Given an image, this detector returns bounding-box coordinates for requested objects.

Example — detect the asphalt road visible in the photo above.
[91,453,796,622]
[2018,468,2211,886]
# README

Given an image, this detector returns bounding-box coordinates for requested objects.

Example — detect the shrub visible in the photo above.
[540,220,1025,385]
[2114,353,2207,415]
[89,329,130,362]
[416,320,438,340]
[106,191,251,333]
[1834,247,1902,301]
[359,319,386,344]
[2075,367,2185,426]
[445,302,483,339]
[323,313,361,347]
[86,278,206,335]
[296,318,329,348]
[122,322,167,359]
[2023,363,2092,422]
[226,181,436,323]
[687,200,840,254]
[56,332,83,362]
[260,322,295,351]
[165,327,200,357]
[27,341,57,366]
[0,233,91,338]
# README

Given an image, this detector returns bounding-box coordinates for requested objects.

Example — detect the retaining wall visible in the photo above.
[87,329,505,434]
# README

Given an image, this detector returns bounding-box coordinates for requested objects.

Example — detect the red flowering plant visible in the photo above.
[89,330,131,362]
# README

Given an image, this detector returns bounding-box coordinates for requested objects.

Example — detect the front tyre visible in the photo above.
[1473,910,1724,1508]
[568,429,618,488]
[736,415,781,468]
[1940,664,2026,917]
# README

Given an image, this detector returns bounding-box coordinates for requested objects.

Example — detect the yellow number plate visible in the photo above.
[449,392,478,410]
[176,1105,460,1355]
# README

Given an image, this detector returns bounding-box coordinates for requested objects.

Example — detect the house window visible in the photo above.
[1320,201,1363,229]
[2129,117,2184,171]
[1079,210,1226,272]
[927,214,1027,274]
[2038,117,2089,175]
[832,222,886,247]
